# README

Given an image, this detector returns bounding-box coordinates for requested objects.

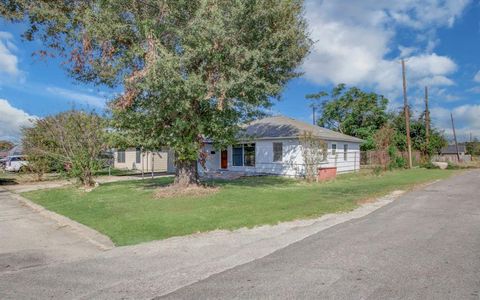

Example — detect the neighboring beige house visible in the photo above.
[113,148,176,173]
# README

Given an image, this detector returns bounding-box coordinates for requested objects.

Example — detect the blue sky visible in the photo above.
[1,0,479,142]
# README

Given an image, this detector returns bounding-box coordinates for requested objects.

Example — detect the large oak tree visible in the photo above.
[1,0,311,186]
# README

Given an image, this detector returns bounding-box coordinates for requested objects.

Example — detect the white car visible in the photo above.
[4,155,28,172]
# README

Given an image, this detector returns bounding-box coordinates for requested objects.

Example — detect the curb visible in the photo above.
[9,192,115,251]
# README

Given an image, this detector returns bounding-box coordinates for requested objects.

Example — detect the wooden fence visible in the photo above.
[360,150,422,167]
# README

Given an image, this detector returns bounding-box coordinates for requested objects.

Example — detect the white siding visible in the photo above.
[323,142,361,174]
[199,144,221,172]
[226,139,305,176]
[198,139,361,177]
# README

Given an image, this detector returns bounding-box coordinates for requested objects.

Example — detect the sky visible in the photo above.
[1,0,479,142]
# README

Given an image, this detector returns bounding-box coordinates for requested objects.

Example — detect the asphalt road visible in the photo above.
[161,170,480,299]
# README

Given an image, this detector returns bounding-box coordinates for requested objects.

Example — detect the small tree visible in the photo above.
[374,124,396,170]
[299,131,327,182]
[22,126,56,181]
[23,111,107,187]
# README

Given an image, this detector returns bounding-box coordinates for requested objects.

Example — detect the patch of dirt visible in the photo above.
[154,184,219,199]
[357,190,405,205]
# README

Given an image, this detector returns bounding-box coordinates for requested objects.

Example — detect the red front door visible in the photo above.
[221,150,228,169]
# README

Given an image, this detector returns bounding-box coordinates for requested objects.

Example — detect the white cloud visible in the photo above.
[431,104,480,140]
[467,86,480,94]
[474,71,480,82]
[0,31,21,81]
[302,0,468,98]
[0,99,36,141]
[46,86,107,108]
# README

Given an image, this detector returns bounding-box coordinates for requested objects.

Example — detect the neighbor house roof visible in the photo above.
[7,145,23,156]
[239,116,364,143]
[441,144,466,154]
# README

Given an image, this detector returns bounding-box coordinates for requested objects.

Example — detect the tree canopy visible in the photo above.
[307,84,389,150]
[2,0,311,186]
[0,140,14,151]
[307,84,447,155]
[390,109,447,156]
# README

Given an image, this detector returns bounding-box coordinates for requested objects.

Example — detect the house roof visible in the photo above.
[441,144,466,154]
[239,116,364,143]
[7,145,23,156]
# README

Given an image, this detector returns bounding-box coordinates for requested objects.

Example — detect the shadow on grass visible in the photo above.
[202,175,297,188]
[0,178,18,185]
[97,175,297,191]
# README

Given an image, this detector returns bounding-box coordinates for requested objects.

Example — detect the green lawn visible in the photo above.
[22,168,455,246]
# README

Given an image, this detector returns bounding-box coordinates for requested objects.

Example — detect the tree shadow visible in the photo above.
[203,175,298,188]
[0,178,18,185]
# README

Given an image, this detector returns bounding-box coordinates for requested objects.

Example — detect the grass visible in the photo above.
[0,168,135,186]
[22,168,455,246]
[0,171,62,185]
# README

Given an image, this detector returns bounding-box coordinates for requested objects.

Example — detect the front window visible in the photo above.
[273,142,283,162]
[244,143,255,166]
[117,150,125,163]
[344,144,348,161]
[332,144,337,155]
[232,145,243,166]
[232,144,256,167]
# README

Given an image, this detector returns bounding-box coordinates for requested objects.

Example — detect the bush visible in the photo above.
[373,166,383,176]
[387,145,406,170]
[447,162,462,170]
[420,161,440,169]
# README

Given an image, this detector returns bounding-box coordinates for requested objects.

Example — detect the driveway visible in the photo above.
[162,170,480,299]
[0,189,101,273]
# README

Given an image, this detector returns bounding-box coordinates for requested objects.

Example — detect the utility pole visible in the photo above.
[402,59,413,168]
[451,112,461,162]
[425,86,430,145]
[312,106,316,125]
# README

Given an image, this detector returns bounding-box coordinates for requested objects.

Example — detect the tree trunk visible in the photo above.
[174,159,199,187]
[82,169,96,188]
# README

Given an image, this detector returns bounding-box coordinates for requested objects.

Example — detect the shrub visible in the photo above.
[22,110,108,187]
[420,161,440,169]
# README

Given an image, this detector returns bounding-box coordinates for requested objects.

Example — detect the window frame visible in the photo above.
[231,143,256,167]
[117,149,126,163]
[243,143,256,167]
[232,145,243,166]
[135,148,141,164]
[273,142,283,162]
[331,144,337,156]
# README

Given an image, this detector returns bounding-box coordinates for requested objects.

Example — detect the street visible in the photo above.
[161,170,480,299]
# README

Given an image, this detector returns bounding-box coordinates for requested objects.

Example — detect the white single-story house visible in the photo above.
[113,116,363,177]
[200,116,363,176]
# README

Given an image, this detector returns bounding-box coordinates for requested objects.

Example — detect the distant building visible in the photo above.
[437,143,470,163]
[441,144,466,156]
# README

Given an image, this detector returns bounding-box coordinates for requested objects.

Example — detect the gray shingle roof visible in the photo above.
[441,144,466,154]
[239,116,364,143]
